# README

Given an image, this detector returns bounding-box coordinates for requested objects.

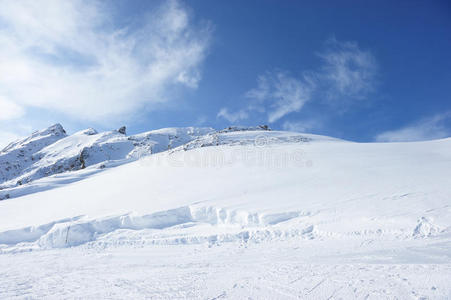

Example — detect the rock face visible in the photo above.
[118,126,126,135]
[218,125,271,133]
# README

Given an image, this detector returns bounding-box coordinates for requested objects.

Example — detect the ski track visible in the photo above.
[1,244,450,299]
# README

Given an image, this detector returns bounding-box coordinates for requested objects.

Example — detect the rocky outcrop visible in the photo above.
[118,126,126,135]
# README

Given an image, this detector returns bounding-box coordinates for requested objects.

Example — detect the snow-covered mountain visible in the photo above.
[0,124,214,198]
[1,125,450,298]
[0,124,68,188]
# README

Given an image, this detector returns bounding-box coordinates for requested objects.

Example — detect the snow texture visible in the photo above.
[0,124,214,197]
[0,124,450,299]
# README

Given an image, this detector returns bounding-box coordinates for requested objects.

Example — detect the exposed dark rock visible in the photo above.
[79,148,89,169]
[118,126,126,135]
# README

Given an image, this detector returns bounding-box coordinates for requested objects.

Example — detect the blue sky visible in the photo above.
[0,0,450,146]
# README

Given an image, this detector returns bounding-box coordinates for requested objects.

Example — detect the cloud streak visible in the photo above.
[218,39,377,125]
[246,72,314,123]
[0,0,211,123]
[0,97,24,121]
[318,38,377,103]
[216,108,249,123]
[282,119,322,133]
[375,112,451,142]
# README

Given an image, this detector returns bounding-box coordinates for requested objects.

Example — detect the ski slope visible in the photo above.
[1,128,451,299]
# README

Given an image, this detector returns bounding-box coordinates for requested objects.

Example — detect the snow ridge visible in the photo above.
[0,125,215,196]
[1,124,320,200]
[0,124,67,188]
[0,205,312,251]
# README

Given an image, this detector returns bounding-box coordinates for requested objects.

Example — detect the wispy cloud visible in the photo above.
[375,112,451,142]
[217,71,314,124]
[218,39,377,125]
[194,115,208,126]
[0,97,24,121]
[318,38,377,103]
[246,72,315,123]
[217,108,249,123]
[0,0,211,123]
[282,119,322,133]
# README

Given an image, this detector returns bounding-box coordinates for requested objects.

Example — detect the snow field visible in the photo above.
[0,129,450,298]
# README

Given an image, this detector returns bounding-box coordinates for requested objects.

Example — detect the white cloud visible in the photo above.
[0,0,211,122]
[246,72,314,123]
[318,38,377,102]
[282,119,322,133]
[217,108,249,123]
[194,115,207,126]
[218,71,314,124]
[219,39,377,124]
[0,97,24,120]
[375,112,451,142]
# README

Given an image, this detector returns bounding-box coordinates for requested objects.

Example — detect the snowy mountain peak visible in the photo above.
[1,123,67,153]
[117,126,126,135]
[0,124,70,190]
[78,128,98,136]
[44,123,66,135]
[0,125,216,197]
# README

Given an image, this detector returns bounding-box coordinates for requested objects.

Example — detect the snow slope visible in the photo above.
[0,124,67,187]
[0,125,214,199]
[0,128,450,298]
